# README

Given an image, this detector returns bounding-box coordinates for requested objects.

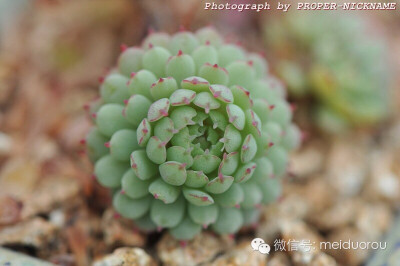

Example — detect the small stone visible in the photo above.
[94,247,156,266]
[0,158,40,198]
[210,240,267,266]
[365,150,400,203]
[0,247,53,266]
[300,178,336,215]
[21,177,80,219]
[0,132,12,156]
[308,198,362,231]
[325,136,369,197]
[101,208,146,247]
[0,196,22,226]
[267,252,291,266]
[157,232,233,266]
[280,220,322,265]
[355,203,392,240]
[0,217,57,248]
[310,252,337,266]
[326,227,370,266]
[289,141,325,178]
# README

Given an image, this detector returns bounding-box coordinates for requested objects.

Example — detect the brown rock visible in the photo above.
[301,178,335,215]
[365,150,400,203]
[209,240,267,266]
[326,227,370,266]
[310,252,337,266]
[267,253,291,266]
[94,247,156,266]
[0,132,12,156]
[0,217,57,248]
[308,198,362,231]
[325,136,369,197]
[280,220,322,265]
[21,176,80,219]
[157,232,233,266]
[355,202,392,240]
[0,158,40,198]
[289,141,325,178]
[0,196,22,226]
[101,209,146,247]
[257,194,309,244]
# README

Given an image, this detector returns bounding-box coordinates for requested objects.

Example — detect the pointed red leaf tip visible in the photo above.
[205,40,211,45]
[148,43,154,49]
[269,105,275,110]
[179,240,188,248]
[130,72,136,78]
[268,142,274,147]
[235,204,240,209]
[179,25,186,32]
[91,113,97,118]
[179,163,187,170]
[83,104,90,111]
[247,60,254,66]
[157,226,163,232]
[158,141,167,148]
[120,190,126,195]
[218,172,224,181]
[104,142,110,148]
[213,63,218,68]
[158,78,164,83]
[159,109,168,117]
[203,224,208,229]
[120,44,128,52]
[123,99,129,105]
[213,91,222,98]
[79,139,86,145]
[183,97,190,105]
[91,174,97,180]
[98,76,105,84]
[177,50,183,56]
[154,193,159,199]
[201,196,209,202]
[113,212,121,219]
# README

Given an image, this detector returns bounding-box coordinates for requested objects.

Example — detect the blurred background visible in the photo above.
[0,0,399,265]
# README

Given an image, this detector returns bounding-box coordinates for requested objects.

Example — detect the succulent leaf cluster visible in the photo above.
[264,13,390,132]
[86,27,300,240]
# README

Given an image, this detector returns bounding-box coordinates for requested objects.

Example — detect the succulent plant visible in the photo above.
[85,27,300,240]
[263,13,390,132]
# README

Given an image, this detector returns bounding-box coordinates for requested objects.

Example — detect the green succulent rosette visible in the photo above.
[85,27,300,240]
[264,13,390,132]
